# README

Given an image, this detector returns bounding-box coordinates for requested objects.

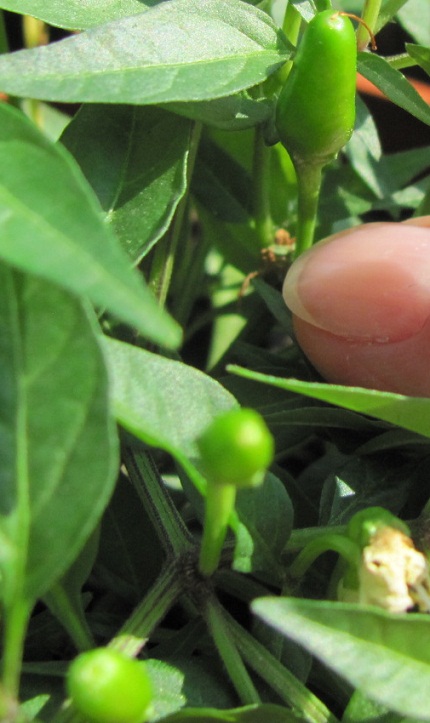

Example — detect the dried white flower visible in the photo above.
[359,527,430,613]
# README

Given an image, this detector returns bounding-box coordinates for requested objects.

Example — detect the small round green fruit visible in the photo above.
[67,648,152,723]
[197,408,274,487]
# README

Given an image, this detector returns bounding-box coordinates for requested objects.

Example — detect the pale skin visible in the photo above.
[282,216,430,397]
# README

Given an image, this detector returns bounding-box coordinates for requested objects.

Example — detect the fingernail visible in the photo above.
[283,222,430,343]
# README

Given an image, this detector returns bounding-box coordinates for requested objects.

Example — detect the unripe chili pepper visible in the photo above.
[275,9,357,256]
[197,408,274,576]
[276,9,357,167]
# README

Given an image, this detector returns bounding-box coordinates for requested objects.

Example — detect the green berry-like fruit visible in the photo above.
[67,648,153,723]
[197,408,274,487]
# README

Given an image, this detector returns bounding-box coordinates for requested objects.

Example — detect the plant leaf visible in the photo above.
[146,659,187,720]
[0,266,118,604]
[104,337,237,486]
[227,366,430,439]
[406,43,430,76]
[61,105,192,262]
[252,597,430,720]
[0,103,180,346]
[167,95,273,131]
[357,52,430,126]
[397,0,430,46]
[0,0,159,29]
[233,472,293,580]
[0,0,291,104]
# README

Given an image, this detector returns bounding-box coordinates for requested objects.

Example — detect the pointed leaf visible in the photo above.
[358,52,430,126]
[0,103,180,346]
[61,105,192,262]
[227,365,430,439]
[0,266,118,604]
[0,0,290,104]
[104,337,237,469]
[253,597,430,720]
[0,0,159,30]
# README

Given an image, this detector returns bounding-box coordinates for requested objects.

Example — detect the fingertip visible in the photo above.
[283,223,430,343]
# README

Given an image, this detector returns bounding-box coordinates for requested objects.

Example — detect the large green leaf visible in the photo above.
[104,337,237,478]
[0,266,118,604]
[61,105,192,262]
[0,0,290,105]
[0,103,180,347]
[227,366,430,438]
[357,52,430,126]
[0,0,159,30]
[253,597,430,720]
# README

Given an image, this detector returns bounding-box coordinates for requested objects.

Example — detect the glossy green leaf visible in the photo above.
[0,103,180,346]
[0,266,118,604]
[357,52,430,126]
[61,105,192,262]
[162,703,302,721]
[227,366,430,439]
[0,0,159,30]
[253,597,430,720]
[0,0,290,104]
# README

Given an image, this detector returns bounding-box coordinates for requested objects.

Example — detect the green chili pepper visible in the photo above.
[276,9,357,255]
[276,9,356,166]
[197,408,274,576]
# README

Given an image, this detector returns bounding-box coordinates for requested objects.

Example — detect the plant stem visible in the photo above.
[278,3,302,85]
[285,525,347,553]
[112,560,184,655]
[149,121,202,306]
[205,597,261,705]
[288,534,360,580]
[357,0,382,50]
[0,10,9,54]
[124,448,194,558]
[198,483,236,577]
[385,52,417,70]
[0,598,32,717]
[294,162,323,258]
[22,16,49,128]
[252,126,273,248]
[226,610,339,723]
[43,584,94,652]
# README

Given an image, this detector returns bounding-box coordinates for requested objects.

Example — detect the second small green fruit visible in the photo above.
[197,408,274,487]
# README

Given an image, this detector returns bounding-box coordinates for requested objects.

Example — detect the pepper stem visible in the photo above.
[198,482,236,577]
[288,532,361,581]
[294,161,324,258]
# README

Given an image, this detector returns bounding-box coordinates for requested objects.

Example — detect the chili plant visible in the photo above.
[0,0,430,722]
